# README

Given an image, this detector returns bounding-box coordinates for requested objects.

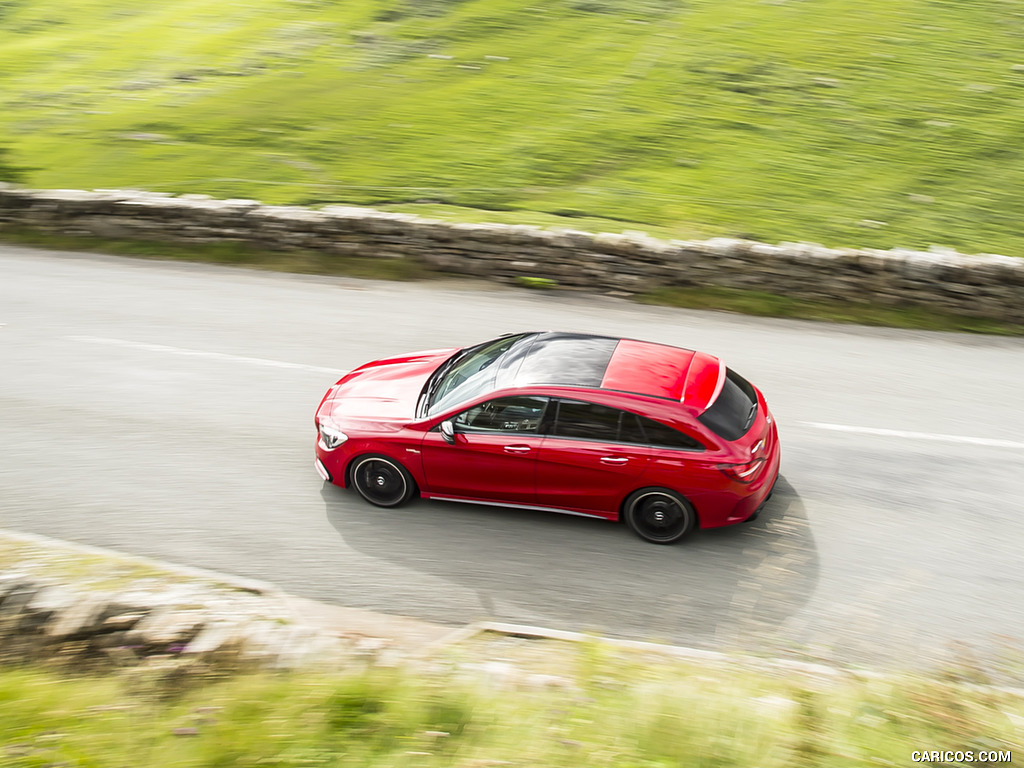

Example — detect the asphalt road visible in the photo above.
[2,244,1023,670]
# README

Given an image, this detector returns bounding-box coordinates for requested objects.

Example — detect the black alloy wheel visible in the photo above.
[623,488,696,544]
[351,455,416,508]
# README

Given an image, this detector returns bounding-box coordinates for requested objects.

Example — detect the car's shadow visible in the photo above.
[322,476,818,651]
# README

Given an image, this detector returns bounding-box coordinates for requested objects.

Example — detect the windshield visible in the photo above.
[425,334,529,416]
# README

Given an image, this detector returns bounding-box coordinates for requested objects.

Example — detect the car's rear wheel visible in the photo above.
[623,488,696,544]
[350,455,416,508]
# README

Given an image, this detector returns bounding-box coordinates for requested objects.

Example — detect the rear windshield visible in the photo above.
[697,368,757,441]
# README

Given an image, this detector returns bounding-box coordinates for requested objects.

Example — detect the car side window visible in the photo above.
[636,415,705,451]
[453,396,548,434]
[618,411,647,444]
[551,400,624,442]
[549,399,704,450]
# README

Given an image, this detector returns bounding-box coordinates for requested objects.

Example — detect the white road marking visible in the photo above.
[803,422,1024,450]
[65,335,348,376]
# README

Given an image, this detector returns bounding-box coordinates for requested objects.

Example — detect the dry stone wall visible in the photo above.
[2,184,1022,324]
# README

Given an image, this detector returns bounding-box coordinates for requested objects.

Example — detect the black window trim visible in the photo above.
[546,397,706,452]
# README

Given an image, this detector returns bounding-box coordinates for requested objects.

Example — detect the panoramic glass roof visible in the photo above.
[499,333,619,388]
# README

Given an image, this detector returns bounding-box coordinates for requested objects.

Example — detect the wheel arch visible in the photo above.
[619,486,702,529]
[344,450,411,487]
[347,452,420,506]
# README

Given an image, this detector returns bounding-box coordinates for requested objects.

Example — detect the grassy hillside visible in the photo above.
[2,0,1024,254]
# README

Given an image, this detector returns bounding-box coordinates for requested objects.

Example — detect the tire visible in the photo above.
[622,488,696,545]
[350,454,416,508]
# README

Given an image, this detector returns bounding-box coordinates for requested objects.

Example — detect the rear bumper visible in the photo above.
[722,438,781,525]
[742,475,777,523]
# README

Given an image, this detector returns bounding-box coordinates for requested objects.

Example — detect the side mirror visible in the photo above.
[440,420,456,444]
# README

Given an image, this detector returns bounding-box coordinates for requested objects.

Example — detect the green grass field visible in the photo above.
[2,0,1024,256]
[3,646,1022,768]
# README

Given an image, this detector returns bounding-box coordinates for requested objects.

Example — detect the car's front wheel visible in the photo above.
[623,488,696,544]
[350,455,416,508]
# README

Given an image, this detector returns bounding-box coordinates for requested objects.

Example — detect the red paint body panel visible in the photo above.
[680,351,723,413]
[420,430,540,504]
[322,348,456,420]
[601,340,724,414]
[314,333,781,539]
[601,340,695,401]
[535,438,649,517]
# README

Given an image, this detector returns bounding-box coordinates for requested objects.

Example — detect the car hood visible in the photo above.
[320,347,458,422]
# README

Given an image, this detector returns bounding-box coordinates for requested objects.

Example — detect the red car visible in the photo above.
[314,332,780,544]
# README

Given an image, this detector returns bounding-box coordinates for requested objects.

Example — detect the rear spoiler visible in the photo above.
[680,353,725,414]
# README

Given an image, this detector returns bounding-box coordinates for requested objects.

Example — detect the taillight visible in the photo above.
[717,458,766,484]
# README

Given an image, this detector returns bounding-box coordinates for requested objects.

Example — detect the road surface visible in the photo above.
[2,244,1023,671]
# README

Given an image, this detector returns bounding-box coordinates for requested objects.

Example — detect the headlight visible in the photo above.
[318,422,348,450]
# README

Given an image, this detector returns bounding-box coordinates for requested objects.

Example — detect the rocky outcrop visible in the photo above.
[1,185,1021,323]
[0,572,344,671]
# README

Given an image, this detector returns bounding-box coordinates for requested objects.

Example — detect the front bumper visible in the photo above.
[314,457,332,482]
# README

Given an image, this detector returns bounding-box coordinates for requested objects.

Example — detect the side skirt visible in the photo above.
[424,495,615,521]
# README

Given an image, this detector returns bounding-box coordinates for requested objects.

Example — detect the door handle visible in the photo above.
[504,445,531,454]
[600,456,628,465]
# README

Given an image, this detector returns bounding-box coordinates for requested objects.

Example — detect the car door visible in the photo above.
[535,399,650,517]
[420,395,549,505]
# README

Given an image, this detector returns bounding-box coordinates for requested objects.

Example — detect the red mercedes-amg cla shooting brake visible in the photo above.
[314,332,780,544]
